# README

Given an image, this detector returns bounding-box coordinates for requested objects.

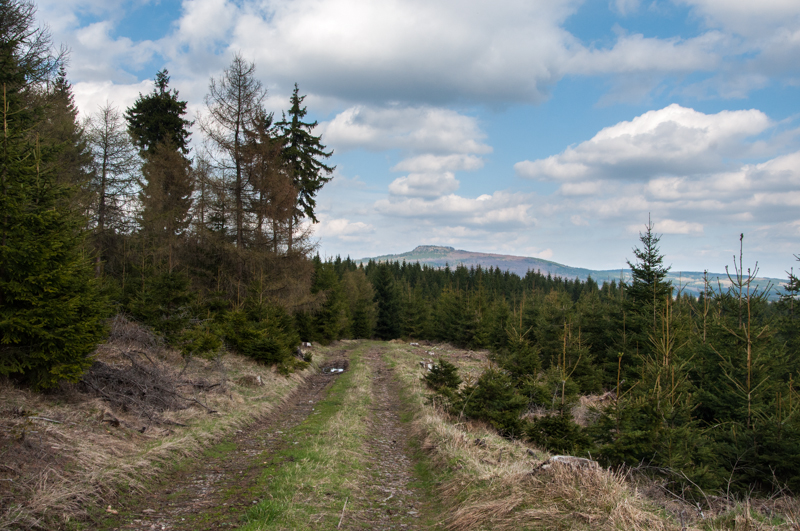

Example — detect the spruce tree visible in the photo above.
[309,259,348,343]
[125,69,191,155]
[276,84,334,249]
[0,0,107,388]
[126,71,193,272]
[137,139,193,270]
[626,217,673,314]
[624,218,673,377]
[39,65,93,207]
[342,268,375,338]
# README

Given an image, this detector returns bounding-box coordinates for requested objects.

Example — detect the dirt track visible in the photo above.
[337,348,429,530]
[98,358,349,531]
[96,347,433,530]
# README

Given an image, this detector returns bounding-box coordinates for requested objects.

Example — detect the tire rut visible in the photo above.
[340,349,428,530]
[100,359,348,531]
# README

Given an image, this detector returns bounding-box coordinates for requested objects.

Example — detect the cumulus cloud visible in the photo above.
[391,154,485,173]
[37,0,800,117]
[672,1,800,97]
[570,215,589,226]
[320,105,491,155]
[388,172,460,198]
[176,0,237,48]
[68,21,158,82]
[566,32,722,76]
[677,0,800,39]
[313,217,375,242]
[559,181,604,196]
[72,80,154,118]
[232,0,579,104]
[49,0,759,111]
[516,104,772,181]
[654,219,705,235]
[321,105,492,208]
[611,0,640,16]
[375,191,535,229]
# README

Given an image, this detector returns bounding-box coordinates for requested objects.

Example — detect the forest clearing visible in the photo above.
[3,332,800,530]
[2,1,800,529]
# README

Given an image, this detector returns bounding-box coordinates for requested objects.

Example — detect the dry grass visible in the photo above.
[386,342,685,531]
[0,315,322,530]
[387,341,800,531]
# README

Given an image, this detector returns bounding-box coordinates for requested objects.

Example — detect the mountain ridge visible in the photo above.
[357,245,787,298]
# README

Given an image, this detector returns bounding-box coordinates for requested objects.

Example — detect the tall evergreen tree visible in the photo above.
[125,69,191,154]
[137,139,193,271]
[39,65,93,208]
[126,70,193,271]
[276,84,334,249]
[0,0,107,388]
[342,268,375,338]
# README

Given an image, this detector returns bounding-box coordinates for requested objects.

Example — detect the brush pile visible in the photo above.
[82,315,218,425]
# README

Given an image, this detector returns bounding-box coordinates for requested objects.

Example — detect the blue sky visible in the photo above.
[40,0,800,278]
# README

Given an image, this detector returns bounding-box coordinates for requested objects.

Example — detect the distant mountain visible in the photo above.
[358,245,788,299]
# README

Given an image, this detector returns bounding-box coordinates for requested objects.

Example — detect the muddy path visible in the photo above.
[96,357,350,531]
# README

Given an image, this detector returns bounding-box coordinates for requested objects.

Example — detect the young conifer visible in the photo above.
[0,0,107,388]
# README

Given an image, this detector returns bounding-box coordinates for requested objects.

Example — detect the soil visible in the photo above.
[95,349,433,530]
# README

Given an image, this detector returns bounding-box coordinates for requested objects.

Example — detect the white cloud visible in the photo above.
[38,0,800,118]
[233,0,579,104]
[559,181,604,196]
[176,0,236,47]
[388,172,460,198]
[566,32,722,76]
[672,1,800,97]
[516,104,772,181]
[375,191,534,229]
[72,80,154,119]
[320,105,491,155]
[570,215,589,226]
[313,218,375,241]
[654,219,705,235]
[67,20,158,83]
[391,154,484,173]
[611,0,639,15]
[322,105,491,209]
[677,0,800,39]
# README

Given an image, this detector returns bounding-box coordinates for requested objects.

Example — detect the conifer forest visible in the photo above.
[2,0,800,506]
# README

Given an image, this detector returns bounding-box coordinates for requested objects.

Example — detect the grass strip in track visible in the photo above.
[238,343,372,530]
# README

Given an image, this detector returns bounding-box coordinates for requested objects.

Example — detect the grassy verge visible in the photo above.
[238,341,372,530]
[0,320,326,530]
[382,342,684,531]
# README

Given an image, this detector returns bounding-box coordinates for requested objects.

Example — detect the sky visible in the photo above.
[38,0,800,278]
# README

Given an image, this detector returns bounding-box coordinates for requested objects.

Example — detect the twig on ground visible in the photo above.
[338,497,348,529]
[27,417,61,424]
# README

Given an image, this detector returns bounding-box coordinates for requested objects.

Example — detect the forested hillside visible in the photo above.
[2,0,800,507]
[337,229,800,497]
[0,1,334,387]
